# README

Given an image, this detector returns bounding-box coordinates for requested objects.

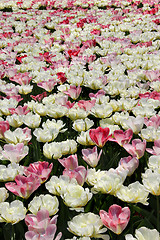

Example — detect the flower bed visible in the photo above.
[0,0,160,239]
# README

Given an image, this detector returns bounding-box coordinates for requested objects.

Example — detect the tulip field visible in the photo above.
[0,0,160,239]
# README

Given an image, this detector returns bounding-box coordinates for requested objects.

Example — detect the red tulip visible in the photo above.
[89,127,111,148]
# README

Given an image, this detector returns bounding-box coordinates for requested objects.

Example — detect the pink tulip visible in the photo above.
[78,99,96,111]
[123,139,146,159]
[5,174,41,199]
[89,89,106,99]
[99,204,130,234]
[144,115,160,129]
[25,210,62,240]
[63,166,87,186]
[10,72,32,85]
[89,127,111,148]
[0,121,9,138]
[9,105,30,115]
[82,146,102,167]
[63,85,81,100]
[1,143,28,163]
[111,129,133,146]
[146,139,160,155]
[58,155,78,170]
[118,156,139,176]
[58,154,87,185]
[24,161,53,183]
[37,79,58,92]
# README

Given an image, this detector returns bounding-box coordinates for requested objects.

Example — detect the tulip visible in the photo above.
[0,121,9,138]
[112,129,133,146]
[1,143,29,163]
[119,156,139,176]
[63,85,81,100]
[82,146,102,167]
[89,127,111,148]
[25,209,62,240]
[123,139,146,159]
[100,204,130,234]
[5,174,41,199]
[24,161,53,183]
[58,154,78,170]
[63,166,87,186]
[146,139,160,155]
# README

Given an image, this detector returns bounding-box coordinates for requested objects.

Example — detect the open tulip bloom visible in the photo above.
[100,204,130,235]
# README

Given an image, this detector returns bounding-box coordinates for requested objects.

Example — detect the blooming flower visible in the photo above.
[0,200,27,224]
[0,187,9,203]
[146,139,160,155]
[111,129,133,146]
[100,204,130,235]
[123,139,146,159]
[89,127,111,148]
[28,194,59,216]
[24,161,53,183]
[118,156,139,176]
[5,174,41,199]
[25,209,62,240]
[0,143,29,163]
[125,226,160,240]
[82,146,102,167]
[0,120,9,138]
[116,182,149,205]
[142,169,160,195]
[67,212,109,239]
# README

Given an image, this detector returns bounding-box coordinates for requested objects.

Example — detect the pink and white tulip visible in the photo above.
[118,156,139,176]
[0,121,9,138]
[123,139,146,159]
[5,174,41,199]
[58,154,78,170]
[63,166,87,186]
[1,143,29,163]
[146,139,160,155]
[25,209,62,240]
[63,85,81,100]
[144,115,160,129]
[111,129,133,146]
[24,161,53,183]
[89,127,111,148]
[82,146,102,167]
[100,204,130,235]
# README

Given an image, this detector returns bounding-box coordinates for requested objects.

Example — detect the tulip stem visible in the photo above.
[157,196,160,231]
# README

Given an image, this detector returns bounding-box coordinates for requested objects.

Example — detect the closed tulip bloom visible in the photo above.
[82,146,102,167]
[89,127,111,148]
[58,155,78,170]
[119,156,139,176]
[100,204,130,234]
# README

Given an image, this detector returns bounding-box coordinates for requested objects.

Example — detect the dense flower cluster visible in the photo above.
[0,0,160,239]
